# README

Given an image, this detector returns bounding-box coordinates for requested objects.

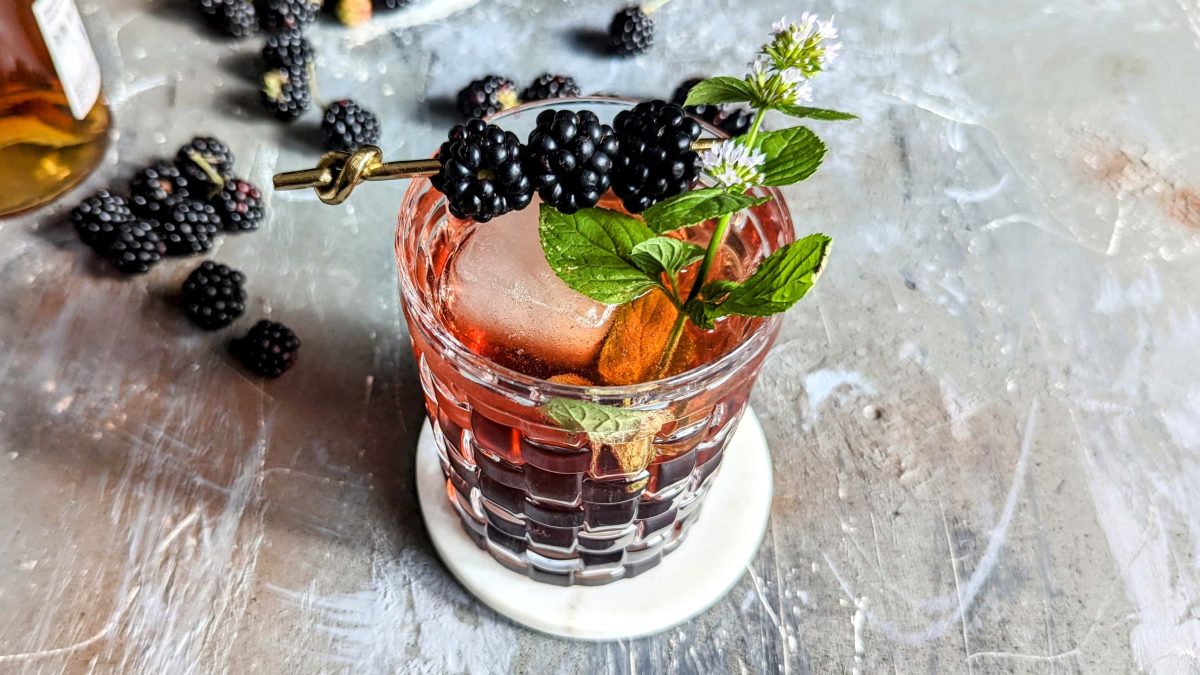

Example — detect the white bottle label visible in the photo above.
[31,0,102,120]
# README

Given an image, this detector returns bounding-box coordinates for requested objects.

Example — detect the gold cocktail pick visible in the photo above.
[272,138,721,205]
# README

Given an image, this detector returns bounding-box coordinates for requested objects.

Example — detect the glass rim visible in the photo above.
[397,97,790,402]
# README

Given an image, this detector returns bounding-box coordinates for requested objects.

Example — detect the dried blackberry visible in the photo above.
[130,161,191,219]
[176,136,236,188]
[608,6,653,56]
[261,67,311,121]
[321,99,381,152]
[456,75,519,119]
[194,0,259,38]
[521,74,581,102]
[671,78,754,137]
[431,118,532,222]
[208,178,264,231]
[611,100,701,213]
[258,0,319,32]
[262,27,312,74]
[182,261,246,330]
[70,190,133,250]
[232,319,300,377]
[155,200,222,256]
[104,221,165,274]
[524,109,618,214]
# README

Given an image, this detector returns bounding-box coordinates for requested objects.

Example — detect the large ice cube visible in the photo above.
[442,198,617,369]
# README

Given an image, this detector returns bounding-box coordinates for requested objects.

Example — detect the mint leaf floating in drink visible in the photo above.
[542,398,665,474]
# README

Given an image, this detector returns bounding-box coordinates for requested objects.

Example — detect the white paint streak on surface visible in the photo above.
[802,370,875,418]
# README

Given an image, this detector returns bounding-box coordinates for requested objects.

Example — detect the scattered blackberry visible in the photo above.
[258,0,319,32]
[70,190,133,250]
[431,118,533,222]
[374,0,413,9]
[194,0,259,38]
[182,261,246,330]
[335,0,371,25]
[261,68,311,122]
[262,28,312,74]
[231,319,300,378]
[524,109,619,214]
[611,100,702,213]
[155,200,222,256]
[607,6,653,56]
[208,178,264,231]
[456,76,519,119]
[176,136,236,188]
[671,78,754,137]
[129,162,191,219]
[521,74,582,102]
[104,221,164,274]
[322,99,381,152]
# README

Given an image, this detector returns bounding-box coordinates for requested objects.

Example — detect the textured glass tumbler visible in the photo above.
[397,99,794,586]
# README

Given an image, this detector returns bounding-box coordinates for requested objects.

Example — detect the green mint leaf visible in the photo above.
[713,233,831,317]
[642,188,771,233]
[747,126,826,187]
[682,298,717,330]
[542,398,663,444]
[683,76,756,106]
[777,105,858,121]
[630,237,705,278]
[701,279,739,299]
[538,204,658,304]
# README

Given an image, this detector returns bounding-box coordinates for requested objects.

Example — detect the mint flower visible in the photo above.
[700,141,766,190]
[763,13,841,78]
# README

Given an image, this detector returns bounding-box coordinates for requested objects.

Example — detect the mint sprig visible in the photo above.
[535,16,851,382]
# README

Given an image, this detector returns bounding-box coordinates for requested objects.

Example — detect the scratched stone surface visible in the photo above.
[2,0,1200,672]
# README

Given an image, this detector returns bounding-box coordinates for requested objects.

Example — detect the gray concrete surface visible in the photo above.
[2,0,1199,672]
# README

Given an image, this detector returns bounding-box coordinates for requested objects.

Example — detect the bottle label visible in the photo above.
[31,0,102,120]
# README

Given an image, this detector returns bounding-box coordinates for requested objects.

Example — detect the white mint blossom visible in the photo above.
[765,13,842,75]
[701,142,767,190]
[778,68,814,103]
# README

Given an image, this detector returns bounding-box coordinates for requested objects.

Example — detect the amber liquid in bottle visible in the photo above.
[0,0,109,216]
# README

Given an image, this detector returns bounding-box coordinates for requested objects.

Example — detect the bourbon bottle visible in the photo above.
[0,0,109,216]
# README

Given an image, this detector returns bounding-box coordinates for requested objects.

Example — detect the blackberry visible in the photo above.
[611,100,702,213]
[231,319,300,378]
[176,136,236,188]
[70,190,133,250]
[524,109,619,214]
[194,0,259,38]
[262,28,312,74]
[374,0,413,9]
[258,0,319,32]
[321,99,381,152]
[261,67,311,122]
[335,0,371,26]
[182,261,246,330]
[208,178,264,231]
[431,118,532,222]
[130,162,191,219]
[520,74,581,102]
[671,78,754,137]
[456,75,519,119]
[155,200,222,256]
[607,6,653,56]
[104,221,164,274]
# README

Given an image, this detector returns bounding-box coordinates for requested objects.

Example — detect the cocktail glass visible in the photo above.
[397,98,794,586]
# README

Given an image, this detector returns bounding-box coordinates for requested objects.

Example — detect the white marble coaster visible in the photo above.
[416,407,773,641]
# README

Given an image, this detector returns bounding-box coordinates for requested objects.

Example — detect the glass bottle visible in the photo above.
[0,0,109,216]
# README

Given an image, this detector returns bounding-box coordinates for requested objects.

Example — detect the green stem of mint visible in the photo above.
[657,107,769,374]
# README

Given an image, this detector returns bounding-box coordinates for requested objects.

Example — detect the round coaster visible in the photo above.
[416,407,773,641]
